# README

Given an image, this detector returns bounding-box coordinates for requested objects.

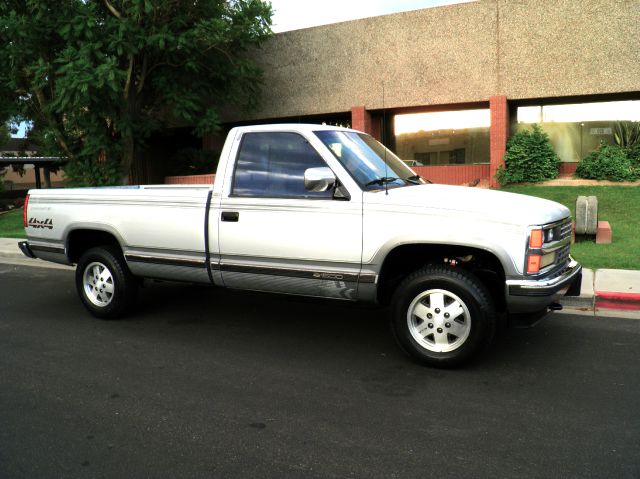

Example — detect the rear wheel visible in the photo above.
[75,246,138,319]
[390,265,496,368]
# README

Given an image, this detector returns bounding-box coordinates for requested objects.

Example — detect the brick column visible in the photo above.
[351,106,373,135]
[489,96,509,188]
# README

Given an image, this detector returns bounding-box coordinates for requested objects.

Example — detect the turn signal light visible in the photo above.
[527,254,541,274]
[23,194,29,228]
[529,229,543,249]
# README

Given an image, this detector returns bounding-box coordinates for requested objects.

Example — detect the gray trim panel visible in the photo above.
[212,261,376,284]
[125,253,205,269]
[125,250,377,287]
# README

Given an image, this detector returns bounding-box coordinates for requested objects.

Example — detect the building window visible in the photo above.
[517,100,640,163]
[393,109,490,166]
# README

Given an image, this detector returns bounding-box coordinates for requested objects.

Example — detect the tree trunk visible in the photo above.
[130,153,148,185]
[120,134,145,185]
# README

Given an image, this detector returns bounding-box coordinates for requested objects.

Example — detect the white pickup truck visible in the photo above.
[19,124,581,367]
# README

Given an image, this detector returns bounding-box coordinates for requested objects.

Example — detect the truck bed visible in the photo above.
[25,185,213,280]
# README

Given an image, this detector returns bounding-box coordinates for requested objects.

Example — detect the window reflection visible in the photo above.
[232,132,333,199]
[517,100,640,162]
[394,109,491,166]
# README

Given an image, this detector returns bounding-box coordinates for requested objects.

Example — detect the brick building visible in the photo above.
[216,0,640,187]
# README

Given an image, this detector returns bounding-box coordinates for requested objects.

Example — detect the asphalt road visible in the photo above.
[1,263,639,479]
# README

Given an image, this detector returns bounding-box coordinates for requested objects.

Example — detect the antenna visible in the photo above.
[382,82,388,196]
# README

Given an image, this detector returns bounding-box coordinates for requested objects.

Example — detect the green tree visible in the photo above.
[0,123,10,191]
[496,124,560,186]
[0,0,272,185]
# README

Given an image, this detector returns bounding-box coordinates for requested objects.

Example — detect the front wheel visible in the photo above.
[75,246,138,319]
[390,265,496,368]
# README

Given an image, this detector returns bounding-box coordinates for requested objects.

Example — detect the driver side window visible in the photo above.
[232,132,333,199]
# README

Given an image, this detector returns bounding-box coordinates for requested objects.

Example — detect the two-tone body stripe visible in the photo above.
[125,253,376,284]
[125,254,205,268]
[213,262,369,283]
[214,262,376,284]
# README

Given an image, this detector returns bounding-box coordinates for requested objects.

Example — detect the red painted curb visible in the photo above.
[595,291,640,302]
[595,291,640,311]
[596,300,640,311]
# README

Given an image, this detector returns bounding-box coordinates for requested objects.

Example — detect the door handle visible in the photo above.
[221,211,239,222]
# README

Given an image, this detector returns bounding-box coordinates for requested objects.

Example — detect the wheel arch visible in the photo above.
[376,243,507,312]
[65,226,124,264]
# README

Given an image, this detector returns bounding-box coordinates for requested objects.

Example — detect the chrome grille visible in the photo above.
[545,218,572,276]
[555,244,571,265]
[559,220,572,240]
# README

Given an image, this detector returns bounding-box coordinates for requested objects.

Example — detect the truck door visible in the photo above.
[216,131,363,300]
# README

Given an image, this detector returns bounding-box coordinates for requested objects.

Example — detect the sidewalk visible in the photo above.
[1,237,640,313]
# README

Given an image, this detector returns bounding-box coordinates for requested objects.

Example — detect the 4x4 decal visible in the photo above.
[27,217,53,229]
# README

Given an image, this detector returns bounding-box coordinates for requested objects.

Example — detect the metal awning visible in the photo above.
[0,156,66,188]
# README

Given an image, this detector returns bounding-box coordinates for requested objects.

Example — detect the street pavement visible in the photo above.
[1,263,639,478]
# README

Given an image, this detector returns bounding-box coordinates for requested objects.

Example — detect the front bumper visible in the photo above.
[505,259,582,314]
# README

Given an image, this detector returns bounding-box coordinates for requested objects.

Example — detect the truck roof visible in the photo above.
[228,123,358,134]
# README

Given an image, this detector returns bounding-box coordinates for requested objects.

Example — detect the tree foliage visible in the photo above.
[0,0,272,185]
[0,124,10,191]
[496,124,560,186]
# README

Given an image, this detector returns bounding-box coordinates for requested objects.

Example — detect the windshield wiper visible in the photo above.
[406,174,432,184]
[365,177,400,187]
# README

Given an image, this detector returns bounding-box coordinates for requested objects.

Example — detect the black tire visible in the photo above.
[75,245,138,319]
[390,264,496,368]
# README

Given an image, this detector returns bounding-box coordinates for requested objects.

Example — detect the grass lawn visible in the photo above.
[503,185,640,271]
[0,209,26,239]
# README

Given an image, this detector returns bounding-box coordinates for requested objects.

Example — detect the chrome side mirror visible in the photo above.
[304,167,336,192]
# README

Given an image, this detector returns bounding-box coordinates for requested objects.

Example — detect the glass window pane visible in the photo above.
[314,131,423,190]
[232,132,332,199]
[394,109,491,166]
[516,100,640,162]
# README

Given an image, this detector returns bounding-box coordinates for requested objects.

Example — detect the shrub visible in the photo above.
[629,145,640,167]
[575,142,639,181]
[496,124,560,185]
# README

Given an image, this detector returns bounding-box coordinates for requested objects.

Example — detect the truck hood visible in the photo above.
[364,184,569,227]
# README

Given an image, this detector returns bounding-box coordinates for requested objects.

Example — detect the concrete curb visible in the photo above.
[560,268,595,310]
[593,269,640,312]
[0,238,23,257]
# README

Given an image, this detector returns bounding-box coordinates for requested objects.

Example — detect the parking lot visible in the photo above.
[1,263,639,478]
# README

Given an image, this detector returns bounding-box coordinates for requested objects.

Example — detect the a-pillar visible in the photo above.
[489,96,509,188]
[351,106,373,135]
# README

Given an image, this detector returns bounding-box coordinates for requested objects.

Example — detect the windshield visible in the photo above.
[314,130,426,191]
